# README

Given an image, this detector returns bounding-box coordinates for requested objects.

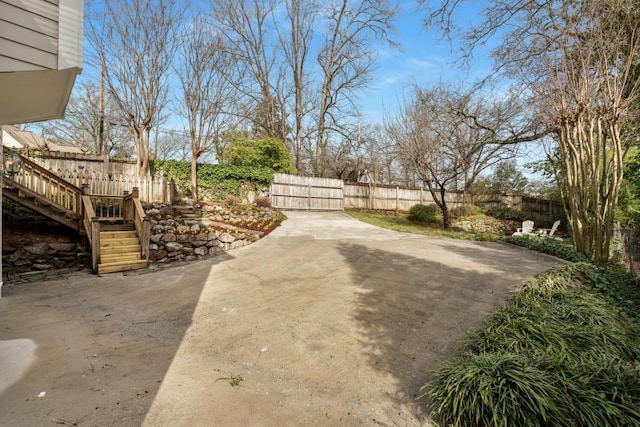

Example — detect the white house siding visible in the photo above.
[57,0,82,69]
[0,0,60,72]
[0,0,82,125]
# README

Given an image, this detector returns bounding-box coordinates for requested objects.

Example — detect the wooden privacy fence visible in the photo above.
[56,170,174,204]
[270,174,563,217]
[344,183,467,211]
[271,173,344,210]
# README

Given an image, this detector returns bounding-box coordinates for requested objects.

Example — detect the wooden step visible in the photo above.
[100,252,142,264]
[100,244,141,256]
[98,259,148,275]
[100,237,139,247]
[100,230,137,240]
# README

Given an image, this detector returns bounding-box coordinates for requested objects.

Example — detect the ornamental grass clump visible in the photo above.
[422,262,640,426]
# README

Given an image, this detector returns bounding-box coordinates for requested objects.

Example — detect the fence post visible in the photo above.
[169,179,176,205]
[162,173,168,204]
[308,183,312,210]
[395,186,399,212]
[77,165,84,188]
[91,217,101,271]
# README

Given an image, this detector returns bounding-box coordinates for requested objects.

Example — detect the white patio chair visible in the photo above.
[538,220,562,241]
[512,220,535,236]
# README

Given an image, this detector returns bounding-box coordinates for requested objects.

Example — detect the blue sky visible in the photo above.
[77,0,495,125]
[357,1,494,121]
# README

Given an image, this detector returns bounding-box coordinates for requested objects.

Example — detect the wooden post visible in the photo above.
[162,173,168,204]
[308,183,312,211]
[91,217,101,271]
[395,186,399,212]
[141,216,151,260]
[170,179,176,205]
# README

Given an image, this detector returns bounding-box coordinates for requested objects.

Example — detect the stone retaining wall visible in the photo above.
[5,242,91,280]
[148,218,260,264]
[453,218,520,234]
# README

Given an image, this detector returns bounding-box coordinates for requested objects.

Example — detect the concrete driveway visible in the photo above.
[1,211,564,426]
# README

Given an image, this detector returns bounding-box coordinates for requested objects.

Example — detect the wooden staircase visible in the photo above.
[2,148,150,275]
[97,225,148,274]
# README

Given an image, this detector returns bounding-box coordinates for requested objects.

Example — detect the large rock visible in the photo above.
[162,233,177,242]
[194,246,208,256]
[48,242,77,252]
[218,232,236,243]
[165,242,182,252]
[23,243,49,255]
[176,234,195,243]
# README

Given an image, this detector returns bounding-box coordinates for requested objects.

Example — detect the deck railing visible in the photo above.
[4,147,82,217]
[81,186,150,271]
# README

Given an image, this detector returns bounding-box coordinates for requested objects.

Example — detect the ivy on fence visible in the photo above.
[150,160,274,200]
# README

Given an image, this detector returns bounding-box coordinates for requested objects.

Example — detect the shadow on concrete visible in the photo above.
[0,253,232,426]
[336,241,551,418]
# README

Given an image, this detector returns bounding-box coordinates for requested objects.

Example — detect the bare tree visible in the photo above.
[325,121,392,183]
[277,0,316,171]
[387,85,517,228]
[39,81,133,157]
[176,16,237,199]
[152,130,190,162]
[314,0,397,176]
[211,0,290,141]
[87,0,183,176]
[422,0,640,263]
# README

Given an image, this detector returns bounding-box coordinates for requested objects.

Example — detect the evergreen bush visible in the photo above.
[409,204,439,223]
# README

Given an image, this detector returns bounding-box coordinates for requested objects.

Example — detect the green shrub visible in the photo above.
[425,352,569,427]
[150,160,274,201]
[409,204,439,223]
[422,263,640,427]
[501,236,591,263]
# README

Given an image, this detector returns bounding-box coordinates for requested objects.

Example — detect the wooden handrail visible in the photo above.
[3,149,151,271]
[4,148,83,214]
[125,188,150,260]
[82,195,96,242]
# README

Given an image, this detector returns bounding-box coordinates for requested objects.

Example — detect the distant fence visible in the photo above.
[270,174,563,219]
[24,151,173,203]
[270,174,344,210]
[26,151,138,176]
[56,170,173,204]
[343,183,454,211]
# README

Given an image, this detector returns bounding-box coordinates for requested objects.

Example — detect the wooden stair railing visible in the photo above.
[82,188,150,275]
[2,147,82,230]
[2,148,150,275]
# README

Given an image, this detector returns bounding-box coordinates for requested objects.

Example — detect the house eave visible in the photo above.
[0,67,81,125]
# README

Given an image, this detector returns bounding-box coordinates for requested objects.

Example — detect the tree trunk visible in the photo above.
[191,153,198,200]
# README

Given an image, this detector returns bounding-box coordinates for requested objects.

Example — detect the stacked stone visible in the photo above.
[453,219,520,234]
[148,218,260,263]
[5,242,90,275]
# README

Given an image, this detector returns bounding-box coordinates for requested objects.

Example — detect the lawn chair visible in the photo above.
[538,220,562,241]
[513,220,535,236]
